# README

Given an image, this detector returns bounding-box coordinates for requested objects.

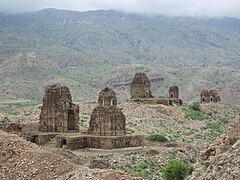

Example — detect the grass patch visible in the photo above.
[183,108,209,120]
[8,111,20,116]
[146,133,169,143]
[189,102,201,111]
[113,160,159,180]
[0,117,10,125]
[182,103,209,121]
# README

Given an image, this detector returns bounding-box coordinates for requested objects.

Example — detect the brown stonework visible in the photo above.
[88,87,126,136]
[130,83,183,106]
[56,135,145,150]
[169,86,183,105]
[39,83,79,133]
[98,87,117,107]
[22,133,58,145]
[24,86,145,149]
[169,86,179,98]
[200,90,221,103]
[55,87,144,149]
[130,73,153,99]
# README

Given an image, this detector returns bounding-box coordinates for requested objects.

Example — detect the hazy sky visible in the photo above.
[0,0,240,17]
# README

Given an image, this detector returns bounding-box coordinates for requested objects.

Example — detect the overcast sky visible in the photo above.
[0,0,240,17]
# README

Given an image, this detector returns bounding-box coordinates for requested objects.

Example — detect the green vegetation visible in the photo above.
[113,159,159,180]
[0,9,240,104]
[207,117,229,138]
[189,102,201,111]
[8,111,20,116]
[163,159,194,180]
[146,133,169,143]
[79,118,87,128]
[0,117,10,125]
[9,103,39,109]
[182,104,209,121]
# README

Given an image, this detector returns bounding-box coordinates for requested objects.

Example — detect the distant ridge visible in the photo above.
[0,9,239,104]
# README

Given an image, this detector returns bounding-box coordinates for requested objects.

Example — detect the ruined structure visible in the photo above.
[39,83,79,133]
[89,87,126,136]
[169,86,179,98]
[23,84,79,145]
[169,86,183,105]
[201,114,240,160]
[23,86,144,149]
[200,90,221,103]
[130,73,153,99]
[56,87,145,149]
[130,73,183,106]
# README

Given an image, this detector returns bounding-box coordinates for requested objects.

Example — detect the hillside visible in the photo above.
[0,9,240,104]
[0,100,239,179]
[0,130,142,180]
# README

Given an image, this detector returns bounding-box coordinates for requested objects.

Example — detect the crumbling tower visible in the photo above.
[39,83,79,133]
[169,86,179,98]
[130,73,153,99]
[88,87,126,136]
[200,90,221,103]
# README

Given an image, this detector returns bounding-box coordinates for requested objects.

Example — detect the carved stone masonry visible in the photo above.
[130,73,153,99]
[88,87,126,136]
[39,83,79,133]
[200,90,221,103]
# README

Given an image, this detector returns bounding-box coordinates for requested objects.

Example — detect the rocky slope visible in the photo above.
[0,130,141,180]
[0,101,240,179]
[190,140,240,180]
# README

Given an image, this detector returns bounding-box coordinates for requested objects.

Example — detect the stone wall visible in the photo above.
[56,135,145,150]
[22,133,58,145]
[88,106,126,136]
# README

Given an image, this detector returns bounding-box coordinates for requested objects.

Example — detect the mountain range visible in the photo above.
[0,8,240,104]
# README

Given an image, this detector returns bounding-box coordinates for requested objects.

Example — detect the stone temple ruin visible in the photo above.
[168,86,183,105]
[88,87,126,136]
[24,85,145,149]
[56,87,145,149]
[130,72,153,99]
[130,73,183,106]
[39,83,79,133]
[23,84,79,145]
[200,90,221,103]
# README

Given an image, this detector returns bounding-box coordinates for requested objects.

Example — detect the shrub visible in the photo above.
[163,159,194,180]
[146,133,169,142]
[0,117,10,125]
[190,102,201,111]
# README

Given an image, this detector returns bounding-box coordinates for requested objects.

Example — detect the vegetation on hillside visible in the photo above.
[0,9,240,104]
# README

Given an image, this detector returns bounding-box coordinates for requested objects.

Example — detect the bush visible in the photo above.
[146,133,169,142]
[0,117,10,125]
[163,159,194,180]
[190,102,201,111]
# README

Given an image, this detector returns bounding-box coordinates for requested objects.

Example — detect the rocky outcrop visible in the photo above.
[191,114,240,180]
[201,114,240,160]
